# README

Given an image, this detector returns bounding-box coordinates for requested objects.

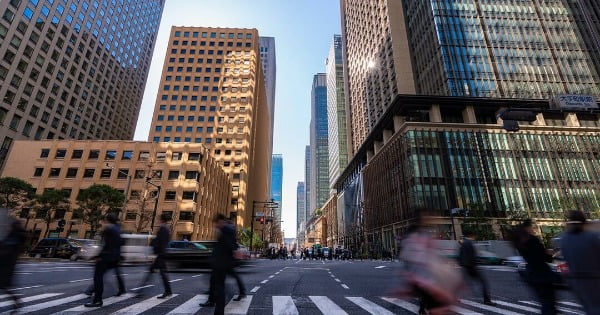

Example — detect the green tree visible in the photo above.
[0,177,35,215]
[33,189,71,237]
[461,203,497,240]
[77,184,125,236]
[238,227,262,250]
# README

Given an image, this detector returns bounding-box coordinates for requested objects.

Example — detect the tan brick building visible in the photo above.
[2,140,230,241]
[148,26,272,229]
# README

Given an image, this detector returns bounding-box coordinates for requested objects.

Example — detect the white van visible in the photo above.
[121,234,155,263]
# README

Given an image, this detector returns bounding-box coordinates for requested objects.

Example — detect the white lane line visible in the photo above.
[130,284,154,291]
[451,305,484,315]
[192,274,203,278]
[0,294,22,299]
[69,278,93,283]
[8,285,43,291]
[341,284,349,289]
[224,295,253,315]
[334,278,341,282]
[460,299,524,315]
[375,266,386,269]
[273,296,299,315]
[381,297,419,313]
[275,272,280,275]
[166,294,207,315]
[310,296,348,315]
[111,294,177,315]
[269,275,275,278]
[15,273,32,275]
[12,294,88,314]
[169,278,183,283]
[261,280,268,284]
[51,293,135,314]
[493,300,540,313]
[250,286,260,293]
[347,297,394,315]
[520,301,583,315]
[330,275,335,278]
[0,293,62,308]
[559,301,583,308]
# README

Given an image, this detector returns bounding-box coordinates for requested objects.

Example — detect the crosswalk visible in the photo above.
[0,291,585,314]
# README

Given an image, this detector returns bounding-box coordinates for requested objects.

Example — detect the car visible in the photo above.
[476,249,502,265]
[503,256,525,267]
[165,241,211,269]
[121,234,155,264]
[73,239,101,261]
[29,238,82,260]
[517,253,569,288]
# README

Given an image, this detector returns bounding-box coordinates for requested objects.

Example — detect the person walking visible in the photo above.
[0,219,27,311]
[560,211,600,314]
[458,231,494,305]
[512,220,557,315]
[139,213,172,299]
[84,213,125,308]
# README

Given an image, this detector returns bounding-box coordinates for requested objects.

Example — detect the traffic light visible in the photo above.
[260,218,265,224]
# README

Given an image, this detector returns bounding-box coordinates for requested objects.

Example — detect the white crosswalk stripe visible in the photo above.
[493,300,540,313]
[273,296,298,315]
[347,296,395,315]
[460,299,524,315]
[519,301,584,315]
[51,293,135,315]
[309,296,348,315]
[559,301,583,308]
[110,294,177,315]
[224,295,253,315]
[3,294,88,315]
[166,294,208,315]
[0,293,62,308]
[380,297,418,313]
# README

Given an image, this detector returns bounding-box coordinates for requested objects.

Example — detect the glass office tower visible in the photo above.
[309,74,329,215]
[271,154,283,220]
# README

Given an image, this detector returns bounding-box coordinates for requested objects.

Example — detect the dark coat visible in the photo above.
[151,224,170,257]
[459,238,477,269]
[0,223,27,288]
[519,235,554,284]
[212,224,237,269]
[99,224,123,263]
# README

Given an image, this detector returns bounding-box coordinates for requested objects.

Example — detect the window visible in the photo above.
[179,211,193,221]
[34,168,43,177]
[117,169,128,179]
[49,168,60,177]
[164,191,176,201]
[88,150,99,159]
[168,171,179,180]
[120,150,133,160]
[55,149,66,158]
[66,168,77,178]
[172,152,182,161]
[72,149,83,159]
[139,151,150,160]
[105,150,116,160]
[182,191,196,200]
[134,170,145,179]
[83,169,95,178]
[185,171,199,181]
[40,148,50,158]
[156,152,166,161]
[100,169,112,179]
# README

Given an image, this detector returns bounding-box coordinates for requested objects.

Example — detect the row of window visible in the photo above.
[173,30,253,40]
[33,167,201,182]
[172,40,252,49]
[158,104,246,112]
[39,148,203,162]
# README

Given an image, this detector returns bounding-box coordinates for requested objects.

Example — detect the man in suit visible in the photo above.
[207,214,237,315]
[84,213,125,307]
[139,213,172,299]
[459,231,494,305]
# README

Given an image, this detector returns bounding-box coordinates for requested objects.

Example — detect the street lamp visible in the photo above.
[145,177,161,232]
[105,163,132,220]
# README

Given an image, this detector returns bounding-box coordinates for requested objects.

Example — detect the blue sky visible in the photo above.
[134,0,342,238]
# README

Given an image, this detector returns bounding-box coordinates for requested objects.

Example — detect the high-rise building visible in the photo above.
[304,145,311,219]
[270,154,283,220]
[296,181,305,233]
[309,73,329,215]
[148,26,272,228]
[259,37,276,132]
[0,0,165,166]
[326,35,349,189]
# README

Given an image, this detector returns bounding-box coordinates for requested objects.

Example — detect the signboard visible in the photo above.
[550,95,598,110]
[255,212,265,217]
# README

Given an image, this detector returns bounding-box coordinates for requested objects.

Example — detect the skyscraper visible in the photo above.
[148,26,272,228]
[259,37,276,132]
[270,154,283,220]
[296,181,305,233]
[0,0,165,166]
[304,145,311,218]
[309,73,329,215]
[326,35,349,188]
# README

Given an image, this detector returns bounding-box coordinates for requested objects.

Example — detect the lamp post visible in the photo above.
[145,177,161,232]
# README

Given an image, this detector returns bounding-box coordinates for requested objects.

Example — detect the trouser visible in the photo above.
[213,267,227,315]
[141,257,171,294]
[531,283,557,315]
[93,260,125,302]
[464,267,491,302]
[207,266,245,302]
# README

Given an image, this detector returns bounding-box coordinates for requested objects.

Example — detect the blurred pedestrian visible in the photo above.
[84,213,125,308]
[511,220,557,315]
[0,219,27,311]
[560,210,600,314]
[139,213,172,299]
[458,231,494,305]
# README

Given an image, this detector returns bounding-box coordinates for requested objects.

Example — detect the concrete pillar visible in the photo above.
[533,113,546,126]
[462,106,477,124]
[429,104,442,123]
[374,140,383,154]
[366,150,374,162]
[382,130,393,143]
[566,113,580,127]
[393,115,405,132]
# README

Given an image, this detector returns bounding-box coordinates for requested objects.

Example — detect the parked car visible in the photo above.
[517,252,569,288]
[73,239,101,261]
[476,249,502,265]
[29,238,82,260]
[503,256,525,267]
[165,241,211,269]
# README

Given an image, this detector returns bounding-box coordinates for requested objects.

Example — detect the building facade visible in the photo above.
[304,145,311,219]
[326,35,349,189]
[2,140,230,242]
[270,154,283,220]
[259,36,276,134]
[296,181,305,234]
[0,0,165,166]
[309,73,329,215]
[147,26,272,229]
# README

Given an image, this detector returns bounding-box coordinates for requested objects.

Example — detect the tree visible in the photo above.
[130,187,157,233]
[461,203,497,240]
[33,189,71,238]
[0,177,35,215]
[77,184,125,237]
[238,227,262,249]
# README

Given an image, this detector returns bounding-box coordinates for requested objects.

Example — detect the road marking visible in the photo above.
[192,274,203,278]
[8,285,43,291]
[275,272,280,275]
[381,297,419,313]
[451,305,484,315]
[273,296,299,315]
[341,284,349,289]
[347,297,394,315]
[169,278,183,283]
[460,299,524,315]
[250,286,260,293]
[4,293,87,314]
[330,275,335,278]
[69,278,93,283]
[130,284,154,291]
[310,296,348,315]
[0,294,22,299]
[375,266,386,269]
[51,293,135,314]
[15,272,32,275]
[520,301,583,315]
[559,301,583,308]
[261,280,268,284]
[494,300,540,313]
[269,275,275,278]
[111,294,177,315]
[334,278,341,282]
[224,295,253,315]
[0,293,62,308]
[166,294,207,314]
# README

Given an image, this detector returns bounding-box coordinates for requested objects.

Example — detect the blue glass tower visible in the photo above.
[271,154,283,220]
[309,74,329,214]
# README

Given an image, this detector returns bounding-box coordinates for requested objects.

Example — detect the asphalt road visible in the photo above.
[0,258,584,314]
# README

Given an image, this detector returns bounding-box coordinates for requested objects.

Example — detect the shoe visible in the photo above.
[84,301,103,308]
[84,291,93,296]
[484,300,496,306]
[157,293,172,299]
[199,301,215,307]
[233,294,246,301]
[114,291,126,297]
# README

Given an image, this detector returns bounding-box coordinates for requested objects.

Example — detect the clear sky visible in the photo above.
[133,0,342,238]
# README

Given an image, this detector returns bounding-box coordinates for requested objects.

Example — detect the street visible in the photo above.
[1,259,583,314]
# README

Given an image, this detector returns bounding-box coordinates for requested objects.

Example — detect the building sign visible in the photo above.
[550,95,598,110]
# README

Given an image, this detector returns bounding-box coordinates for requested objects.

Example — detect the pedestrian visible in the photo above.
[0,219,27,311]
[84,213,125,308]
[511,220,557,315]
[458,231,494,305]
[560,210,600,314]
[138,213,172,299]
